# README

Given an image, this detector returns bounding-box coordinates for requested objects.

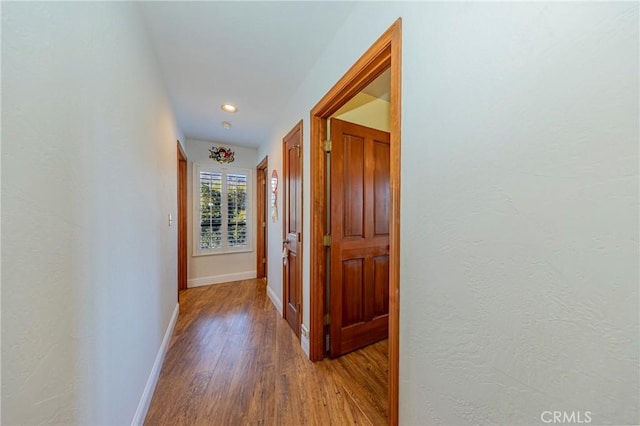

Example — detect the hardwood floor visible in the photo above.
[145,279,388,426]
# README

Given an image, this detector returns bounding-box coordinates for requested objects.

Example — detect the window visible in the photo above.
[194,164,252,255]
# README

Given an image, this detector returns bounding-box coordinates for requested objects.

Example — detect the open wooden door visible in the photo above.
[256,156,268,280]
[177,142,188,298]
[283,121,303,337]
[310,19,401,424]
[329,118,390,357]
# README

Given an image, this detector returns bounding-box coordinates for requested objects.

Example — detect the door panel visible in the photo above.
[342,258,365,326]
[343,135,365,238]
[373,255,389,317]
[330,118,390,357]
[373,140,390,236]
[283,122,303,337]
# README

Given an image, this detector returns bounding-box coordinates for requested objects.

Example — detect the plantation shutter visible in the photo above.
[200,171,223,249]
[227,173,248,247]
[195,165,251,255]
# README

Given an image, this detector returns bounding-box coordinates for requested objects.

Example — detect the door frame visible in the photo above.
[177,141,188,298]
[309,19,401,425]
[256,156,269,280]
[283,121,303,335]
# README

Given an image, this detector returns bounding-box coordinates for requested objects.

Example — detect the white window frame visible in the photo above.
[193,163,252,256]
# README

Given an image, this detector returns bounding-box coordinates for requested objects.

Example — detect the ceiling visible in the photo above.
[362,69,390,102]
[138,2,357,148]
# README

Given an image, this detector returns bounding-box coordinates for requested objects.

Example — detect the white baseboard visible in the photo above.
[131,303,179,426]
[301,331,310,357]
[266,284,282,315]
[187,271,256,288]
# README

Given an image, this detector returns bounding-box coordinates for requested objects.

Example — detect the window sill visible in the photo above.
[193,248,253,257]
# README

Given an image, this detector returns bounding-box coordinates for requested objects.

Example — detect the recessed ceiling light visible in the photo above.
[222,121,232,129]
[221,104,237,113]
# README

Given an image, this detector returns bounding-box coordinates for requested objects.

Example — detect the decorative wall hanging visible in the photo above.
[270,169,278,222]
[209,146,235,164]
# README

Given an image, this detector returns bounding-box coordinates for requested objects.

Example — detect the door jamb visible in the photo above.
[256,156,269,280]
[177,141,188,300]
[309,19,401,425]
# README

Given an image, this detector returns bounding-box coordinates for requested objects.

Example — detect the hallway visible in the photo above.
[145,279,388,425]
[4,2,638,424]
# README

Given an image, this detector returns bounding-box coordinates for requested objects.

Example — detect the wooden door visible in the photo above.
[283,122,303,337]
[329,118,390,357]
[177,142,188,297]
[256,156,268,279]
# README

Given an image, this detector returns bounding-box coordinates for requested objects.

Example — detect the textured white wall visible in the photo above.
[2,2,182,424]
[185,139,258,285]
[400,3,638,424]
[260,2,639,425]
[258,133,285,311]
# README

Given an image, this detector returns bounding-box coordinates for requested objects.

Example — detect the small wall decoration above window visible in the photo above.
[209,146,235,164]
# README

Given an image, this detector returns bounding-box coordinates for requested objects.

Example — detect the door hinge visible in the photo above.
[262,258,266,264]
[262,221,266,228]
[323,235,331,247]
[324,313,330,325]
[323,140,332,152]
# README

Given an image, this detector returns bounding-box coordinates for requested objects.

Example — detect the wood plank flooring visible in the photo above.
[145,279,388,426]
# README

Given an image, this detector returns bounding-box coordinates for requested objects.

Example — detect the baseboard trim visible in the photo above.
[301,331,310,357]
[187,271,256,288]
[131,302,179,426]
[266,284,283,315]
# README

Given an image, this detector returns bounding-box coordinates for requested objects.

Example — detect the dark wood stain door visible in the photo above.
[330,118,390,357]
[256,156,268,279]
[177,142,188,297]
[283,122,303,337]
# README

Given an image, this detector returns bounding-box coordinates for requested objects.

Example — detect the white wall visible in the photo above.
[258,133,284,316]
[185,139,258,287]
[2,3,182,424]
[260,2,639,425]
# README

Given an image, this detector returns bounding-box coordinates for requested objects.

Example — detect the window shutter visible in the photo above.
[195,165,251,254]
[226,173,248,247]
[200,171,222,249]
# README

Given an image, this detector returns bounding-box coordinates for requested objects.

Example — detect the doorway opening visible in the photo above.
[309,19,401,425]
[256,156,268,280]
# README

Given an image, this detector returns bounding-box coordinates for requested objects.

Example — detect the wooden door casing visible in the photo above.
[330,118,390,357]
[309,19,401,425]
[256,156,268,280]
[283,121,303,337]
